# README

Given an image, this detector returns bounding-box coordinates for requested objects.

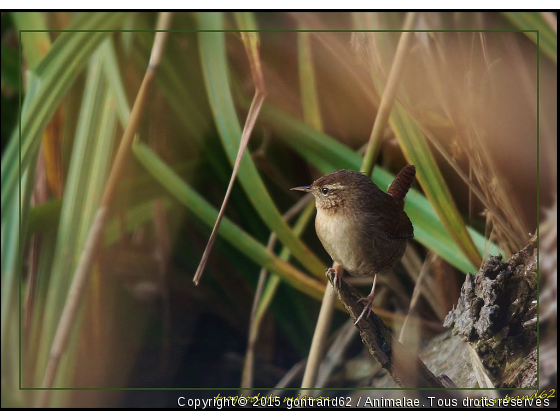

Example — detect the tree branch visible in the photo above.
[326,271,446,388]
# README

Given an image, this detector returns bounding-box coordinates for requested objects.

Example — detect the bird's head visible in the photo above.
[291,169,374,211]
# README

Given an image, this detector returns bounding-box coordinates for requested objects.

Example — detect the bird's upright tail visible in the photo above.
[387,164,416,209]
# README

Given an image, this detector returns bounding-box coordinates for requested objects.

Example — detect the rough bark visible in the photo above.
[443,235,538,387]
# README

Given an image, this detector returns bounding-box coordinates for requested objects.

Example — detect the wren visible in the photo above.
[291,165,416,324]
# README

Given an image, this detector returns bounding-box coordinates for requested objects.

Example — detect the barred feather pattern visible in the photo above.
[387,164,416,210]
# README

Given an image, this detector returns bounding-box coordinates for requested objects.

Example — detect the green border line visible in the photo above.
[16,27,541,393]
[19,29,538,32]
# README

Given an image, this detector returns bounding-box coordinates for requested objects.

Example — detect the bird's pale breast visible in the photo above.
[315,207,408,276]
[315,210,365,275]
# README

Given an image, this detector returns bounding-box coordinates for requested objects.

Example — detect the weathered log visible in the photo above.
[444,235,537,387]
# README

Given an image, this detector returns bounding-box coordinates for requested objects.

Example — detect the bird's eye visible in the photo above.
[321,187,329,195]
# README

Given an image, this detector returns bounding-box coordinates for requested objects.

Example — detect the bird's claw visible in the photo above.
[326,267,342,290]
[354,294,374,325]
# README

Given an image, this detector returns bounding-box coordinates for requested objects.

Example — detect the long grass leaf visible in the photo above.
[297,31,323,132]
[100,39,131,125]
[32,49,117,390]
[2,13,125,217]
[193,16,267,285]
[197,12,325,279]
[132,140,325,300]
[502,12,557,63]
[1,68,46,403]
[2,16,52,369]
[389,104,482,268]
[12,12,51,69]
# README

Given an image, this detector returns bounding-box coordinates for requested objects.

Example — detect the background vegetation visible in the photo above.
[1,11,556,407]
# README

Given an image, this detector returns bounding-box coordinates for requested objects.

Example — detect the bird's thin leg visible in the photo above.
[326,263,343,290]
[354,274,378,325]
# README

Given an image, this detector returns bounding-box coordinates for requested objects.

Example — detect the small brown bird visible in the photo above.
[291,165,416,324]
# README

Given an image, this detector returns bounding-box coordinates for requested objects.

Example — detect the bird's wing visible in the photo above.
[361,193,413,240]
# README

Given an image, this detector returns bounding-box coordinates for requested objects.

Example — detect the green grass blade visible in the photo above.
[100,38,131,126]
[1,14,51,319]
[132,140,325,300]
[0,198,21,401]
[298,31,323,131]
[12,12,51,69]
[31,48,119,387]
[197,12,326,279]
[2,12,125,217]
[389,103,482,269]
[502,12,557,63]
[1,74,43,399]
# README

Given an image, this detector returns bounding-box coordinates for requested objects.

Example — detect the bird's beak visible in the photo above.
[290,185,312,192]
